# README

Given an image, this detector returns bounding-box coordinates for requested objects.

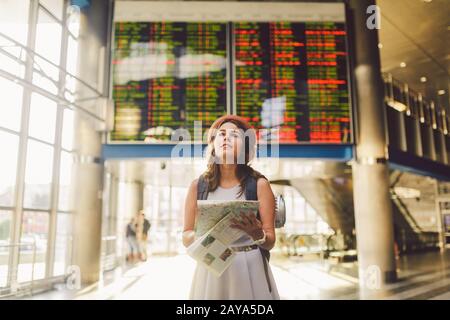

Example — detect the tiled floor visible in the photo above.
[16,250,450,300]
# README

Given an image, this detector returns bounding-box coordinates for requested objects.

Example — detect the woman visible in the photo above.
[182,115,280,299]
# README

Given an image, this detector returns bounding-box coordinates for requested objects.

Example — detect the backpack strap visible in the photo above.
[245,174,264,219]
[245,175,258,201]
[197,175,209,200]
[244,175,272,293]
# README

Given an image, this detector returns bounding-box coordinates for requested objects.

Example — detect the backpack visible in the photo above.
[196,173,279,292]
[274,194,286,229]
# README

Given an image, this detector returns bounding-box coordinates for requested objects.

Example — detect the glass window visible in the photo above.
[66,36,79,76]
[18,211,49,282]
[0,210,11,242]
[0,0,30,46]
[39,0,64,21]
[34,55,60,78]
[0,130,19,207]
[0,210,12,288]
[32,56,60,94]
[53,212,72,276]
[65,36,79,101]
[294,195,306,221]
[67,5,80,38]
[0,50,26,79]
[24,140,54,210]
[305,202,316,220]
[32,72,59,95]
[58,151,74,211]
[61,108,74,150]
[28,93,57,143]
[143,184,176,254]
[0,76,23,132]
[0,35,26,61]
[35,8,62,65]
[64,77,76,102]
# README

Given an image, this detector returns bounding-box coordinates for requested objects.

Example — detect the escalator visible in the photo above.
[389,171,440,253]
[271,164,440,254]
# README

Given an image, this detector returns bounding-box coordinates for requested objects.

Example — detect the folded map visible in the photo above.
[187,200,260,277]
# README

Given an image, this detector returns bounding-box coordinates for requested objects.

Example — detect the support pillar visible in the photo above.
[71,0,111,284]
[349,0,397,297]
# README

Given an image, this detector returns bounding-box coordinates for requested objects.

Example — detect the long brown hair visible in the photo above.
[203,115,265,197]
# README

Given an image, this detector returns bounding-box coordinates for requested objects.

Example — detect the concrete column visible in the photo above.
[349,0,397,296]
[71,133,103,284]
[71,0,111,284]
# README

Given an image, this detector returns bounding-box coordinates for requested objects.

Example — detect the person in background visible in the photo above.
[137,210,151,261]
[126,216,139,263]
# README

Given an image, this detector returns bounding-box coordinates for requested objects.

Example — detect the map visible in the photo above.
[194,200,260,238]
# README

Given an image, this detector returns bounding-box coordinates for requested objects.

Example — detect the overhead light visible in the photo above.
[438,90,446,95]
[378,43,383,49]
[420,76,427,83]
[388,101,407,112]
[422,0,432,3]
[400,62,407,68]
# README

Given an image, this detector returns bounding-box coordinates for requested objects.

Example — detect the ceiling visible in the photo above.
[377,0,449,111]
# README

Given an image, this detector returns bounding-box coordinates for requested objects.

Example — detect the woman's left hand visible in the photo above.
[230,212,264,241]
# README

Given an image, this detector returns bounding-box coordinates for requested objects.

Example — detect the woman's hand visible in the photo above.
[182,230,196,247]
[230,212,265,241]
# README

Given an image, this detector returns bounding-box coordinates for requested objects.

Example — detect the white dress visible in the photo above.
[189,184,280,300]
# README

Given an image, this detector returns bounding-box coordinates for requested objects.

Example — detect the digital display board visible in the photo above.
[234,22,350,143]
[111,2,352,143]
[112,22,228,141]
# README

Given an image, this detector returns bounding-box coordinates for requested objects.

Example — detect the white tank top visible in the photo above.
[207,184,255,247]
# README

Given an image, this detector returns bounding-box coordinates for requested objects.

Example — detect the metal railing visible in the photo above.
[0,30,107,125]
[100,236,117,272]
[390,190,423,234]
[383,73,449,164]
[0,241,37,298]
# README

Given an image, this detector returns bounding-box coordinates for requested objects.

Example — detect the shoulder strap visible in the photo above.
[244,175,258,201]
[244,175,272,269]
[197,174,209,200]
[244,175,260,221]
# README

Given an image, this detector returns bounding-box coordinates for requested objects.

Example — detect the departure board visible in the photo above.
[234,22,351,143]
[111,20,352,143]
[112,22,228,141]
